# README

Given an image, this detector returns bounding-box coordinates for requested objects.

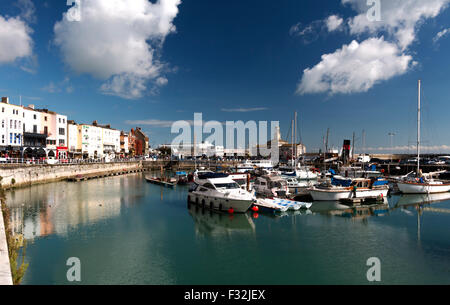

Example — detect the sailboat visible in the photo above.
[397,80,450,194]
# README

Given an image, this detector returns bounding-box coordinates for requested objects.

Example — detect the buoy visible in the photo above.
[253,213,259,219]
[251,206,259,212]
[228,207,234,214]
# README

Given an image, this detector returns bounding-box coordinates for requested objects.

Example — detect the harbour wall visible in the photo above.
[0,200,12,285]
[0,162,144,190]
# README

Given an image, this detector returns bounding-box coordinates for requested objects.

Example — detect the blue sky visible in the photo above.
[1,0,450,153]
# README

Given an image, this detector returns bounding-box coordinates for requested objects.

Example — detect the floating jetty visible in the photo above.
[67,168,145,182]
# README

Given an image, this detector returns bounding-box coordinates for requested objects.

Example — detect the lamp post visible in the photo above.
[388,132,396,163]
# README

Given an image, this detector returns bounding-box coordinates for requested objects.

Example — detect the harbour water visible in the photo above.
[5,173,450,285]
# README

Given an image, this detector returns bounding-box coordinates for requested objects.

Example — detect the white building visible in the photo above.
[80,124,103,159]
[0,97,24,154]
[102,127,121,155]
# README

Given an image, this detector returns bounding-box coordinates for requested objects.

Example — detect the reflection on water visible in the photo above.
[6,176,137,240]
[4,174,450,285]
[187,203,256,237]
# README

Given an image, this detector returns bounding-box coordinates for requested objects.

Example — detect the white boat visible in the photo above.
[236,161,254,173]
[252,175,290,198]
[279,164,318,180]
[309,177,389,201]
[397,180,450,194]
[255,198,289,213]
[188,173,255,213]
[284,177,317,195]
[397,80,450,194]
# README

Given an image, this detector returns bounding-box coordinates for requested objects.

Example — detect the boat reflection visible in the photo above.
[393,192,450,208]
[310,199,390,220]
[187,202,255,237]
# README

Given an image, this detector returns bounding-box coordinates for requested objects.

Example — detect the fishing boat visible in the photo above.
[175,171,188,185]
[252,174,290,198]
[397,80,450,194]
[309,176,389,201]
[144,175,177,188]
[187,173,255,213]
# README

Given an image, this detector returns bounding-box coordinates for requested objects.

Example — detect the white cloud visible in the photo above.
[343,0,450,50]
[221,107,269,112]
[41,77,74,93]
[297,38,413,95]
[326,15,344,32]
[297,0,449,95]
[434,28,450,43]
[0,16,33,64]
[54,0,181,99]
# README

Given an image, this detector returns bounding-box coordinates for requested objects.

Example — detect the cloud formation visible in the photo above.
[0,0,35,65]
[54,0,181,99]
[296,0,450,95]
[297,38,413,95]
[434,28,450,43]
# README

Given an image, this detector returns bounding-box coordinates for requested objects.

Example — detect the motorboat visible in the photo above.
[236,161,254,173]
[279,164,318,180]
[252,175,290,198]
[284,177,317,196]
[187,173,255,213]
[309,176,389,201]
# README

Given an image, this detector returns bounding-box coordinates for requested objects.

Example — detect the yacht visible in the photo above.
[309,176,389,201]
[397,80,450,194]
[188,173,255,213]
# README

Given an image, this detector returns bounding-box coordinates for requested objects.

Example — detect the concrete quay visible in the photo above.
[0,201,12,285]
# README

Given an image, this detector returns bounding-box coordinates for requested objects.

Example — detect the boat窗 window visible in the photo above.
[214,183,240,189]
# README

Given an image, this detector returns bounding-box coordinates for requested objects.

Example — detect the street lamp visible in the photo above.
[388,132,396,163]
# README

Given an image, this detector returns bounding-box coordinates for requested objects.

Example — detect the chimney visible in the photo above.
[28,104,35,109]
[93,120,98,126]
[1,97,9,104]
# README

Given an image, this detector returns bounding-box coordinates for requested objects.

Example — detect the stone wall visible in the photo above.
[0,162,143,190]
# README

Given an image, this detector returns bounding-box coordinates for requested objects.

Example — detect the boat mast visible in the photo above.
[294,111,297,167]
[417,79,421,176]
[291,119,294,168]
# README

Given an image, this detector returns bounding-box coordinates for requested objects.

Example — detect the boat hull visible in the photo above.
[310,187,388,201]
[187,192,253,213]
[397,182,450,194]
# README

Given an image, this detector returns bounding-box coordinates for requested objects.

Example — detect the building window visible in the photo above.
[33,125,37,133]
[1,135,4,144]
[9,133,12,143]
[59,128,65,135]
[33,114,36,120]
[1,120,3,128]
[45,116,47,121]
[44,126,48,134]
[10,120,12,128]
[59,139,65,146]
[59,118,61,123]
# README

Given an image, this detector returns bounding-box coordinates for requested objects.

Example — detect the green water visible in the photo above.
[5,173,450,285]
